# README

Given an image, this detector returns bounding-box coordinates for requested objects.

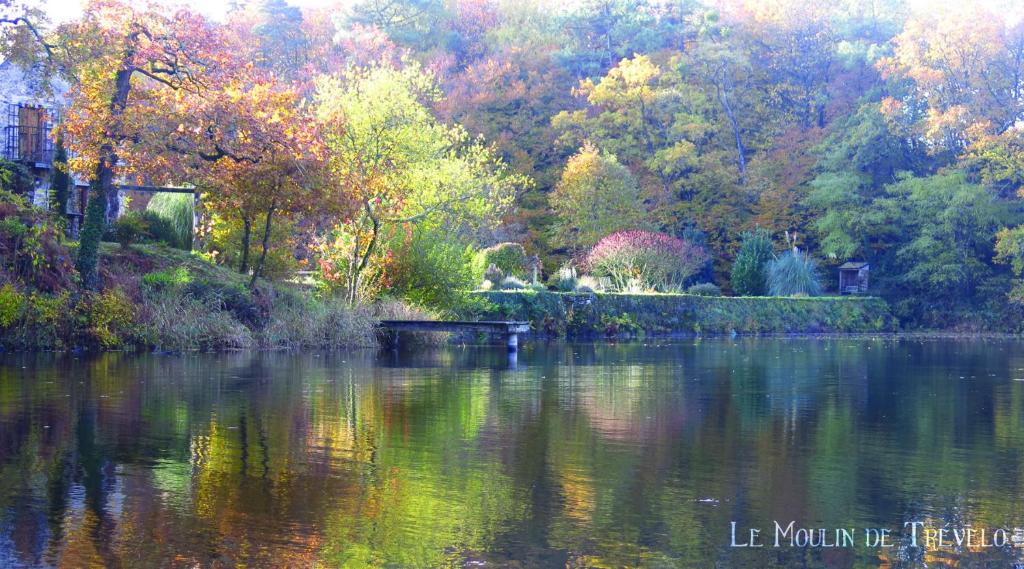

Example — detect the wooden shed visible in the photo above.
[838,262,869,294]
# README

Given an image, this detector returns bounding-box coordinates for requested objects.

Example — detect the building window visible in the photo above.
[3,103,55,165]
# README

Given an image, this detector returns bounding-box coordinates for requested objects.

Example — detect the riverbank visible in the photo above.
[473,290,897,338]
[0,243,379,352]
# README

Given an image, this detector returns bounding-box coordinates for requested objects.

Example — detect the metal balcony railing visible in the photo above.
[2,103,56,166]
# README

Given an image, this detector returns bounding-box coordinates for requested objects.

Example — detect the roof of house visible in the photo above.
[838,262,869,270]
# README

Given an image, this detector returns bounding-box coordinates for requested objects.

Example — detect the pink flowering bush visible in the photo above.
[585,230,709,292]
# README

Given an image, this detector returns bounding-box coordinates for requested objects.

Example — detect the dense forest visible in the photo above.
[3,0,1024,331]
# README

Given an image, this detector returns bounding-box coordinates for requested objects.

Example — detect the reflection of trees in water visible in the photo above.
[2,341,1024,567]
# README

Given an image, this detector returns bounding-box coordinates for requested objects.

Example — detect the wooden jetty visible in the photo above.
[379,320,530,351]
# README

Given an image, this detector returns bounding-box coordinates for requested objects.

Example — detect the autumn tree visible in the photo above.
[164,72,322,285]
[0,1,57,73]
[21,0,234,288]
[552,53,751,264]
[879,4,1024,153]
[316,61,528,304]
[550,143,646,252]
[724,0,839,129]
[436,42,577,259]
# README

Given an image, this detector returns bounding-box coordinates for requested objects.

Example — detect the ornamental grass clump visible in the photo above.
[586,230,708,292]
[767,249,823,296]
[146,193,194,249]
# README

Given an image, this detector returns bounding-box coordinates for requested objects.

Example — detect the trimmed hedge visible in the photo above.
[473,291,897,337]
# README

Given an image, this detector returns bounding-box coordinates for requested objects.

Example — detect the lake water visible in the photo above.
[2,338,1024,568]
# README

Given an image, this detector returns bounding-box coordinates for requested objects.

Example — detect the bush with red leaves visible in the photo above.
[585,230,708,292]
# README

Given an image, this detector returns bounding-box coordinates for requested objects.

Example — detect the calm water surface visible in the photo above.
[2,338,1024,568]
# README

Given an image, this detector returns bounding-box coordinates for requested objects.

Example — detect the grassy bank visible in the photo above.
[0,243,377,352]
[473,290,897,337]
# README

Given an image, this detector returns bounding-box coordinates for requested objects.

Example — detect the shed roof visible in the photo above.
[838,262,869,270]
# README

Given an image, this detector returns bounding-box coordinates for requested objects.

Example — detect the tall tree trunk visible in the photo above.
[715,65,747,184]
[347,203,380,306]
[239,216,252,275]
[76,44,135,290]
[250,201,276,288]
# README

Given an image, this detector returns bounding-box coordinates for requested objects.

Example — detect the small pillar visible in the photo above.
[506,332,518,352]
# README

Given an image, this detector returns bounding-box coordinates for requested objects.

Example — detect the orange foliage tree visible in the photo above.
[46,0,236,288]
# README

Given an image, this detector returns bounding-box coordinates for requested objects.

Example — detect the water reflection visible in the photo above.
[1,339,1024,567]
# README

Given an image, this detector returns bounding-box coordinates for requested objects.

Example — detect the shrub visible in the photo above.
[0,189,76,292]
[146,193,193,249]
[482,264,504,288]
[0,159,32,194]
[109,213,148,249]
[472,242,527,282]
[26,291,72,349]
[499,276,527,290]
[312,224,383,300]
[0,217,27,240]
[586,230,709,292]
[139,211,180,249]
[731,228,774,296]
[0,284,24,327]
[379,224,476,311]
[548,265,577,291]
[86,288,136,348]
[687,282,722,296]
[767,250,823,296]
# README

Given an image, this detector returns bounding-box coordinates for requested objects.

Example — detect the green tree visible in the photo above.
[806,103,926,261]
[550,143,646,252]
[316,62,529,304]
[0,158,31,194]
[877,173,1012,303]
[50,140,71,216]
[995,225,1024,303]
[730,228,774,296]
[554,0,671,79]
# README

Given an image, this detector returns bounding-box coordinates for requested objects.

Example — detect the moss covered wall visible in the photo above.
[473,291,897,337]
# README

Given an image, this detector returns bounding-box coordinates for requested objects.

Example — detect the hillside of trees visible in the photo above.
[3,0,1024,331]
